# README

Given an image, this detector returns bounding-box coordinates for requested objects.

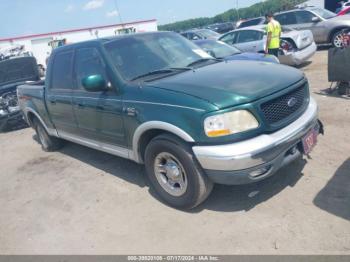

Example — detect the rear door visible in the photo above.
[234,30,265,52]
[72,47,126,147]
[46,50,78,135]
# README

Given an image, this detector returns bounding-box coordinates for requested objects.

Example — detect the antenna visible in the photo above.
[114,0,123,24]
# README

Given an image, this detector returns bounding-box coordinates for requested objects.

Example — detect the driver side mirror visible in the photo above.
[82,74,108,92]
[312,16,321,23]
[192,36,200,40]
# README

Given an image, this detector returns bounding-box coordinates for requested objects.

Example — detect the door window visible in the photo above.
[51,51,74,90]
[74,48,107,90]
[220,32,238,45]
[295,10,317,23]
[237,30,263,43]
[275,12,297,25]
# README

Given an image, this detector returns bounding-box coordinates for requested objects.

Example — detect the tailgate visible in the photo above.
[282,30,314,50]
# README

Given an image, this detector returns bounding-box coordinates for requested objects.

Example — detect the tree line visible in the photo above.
[158,0,306,32]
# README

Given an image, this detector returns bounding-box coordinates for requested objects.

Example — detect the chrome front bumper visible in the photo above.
[192,97,320,185]
[279,42,317,66]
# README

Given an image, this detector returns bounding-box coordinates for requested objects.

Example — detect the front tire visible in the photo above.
[33,118,63,152]
[144,134,213,210]
[332,30,344,48]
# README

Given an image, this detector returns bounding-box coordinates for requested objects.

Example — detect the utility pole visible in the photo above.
[236,0,239,19]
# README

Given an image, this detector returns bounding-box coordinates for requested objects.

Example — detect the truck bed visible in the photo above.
[17,82,48,128]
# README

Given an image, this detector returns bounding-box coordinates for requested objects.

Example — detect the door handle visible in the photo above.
[77,103,85,108]
[49,98,56,104]
[96,105,104,110]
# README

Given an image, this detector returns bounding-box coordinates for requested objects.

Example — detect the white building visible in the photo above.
[0,19,158,66]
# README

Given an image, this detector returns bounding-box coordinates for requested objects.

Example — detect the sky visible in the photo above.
[0,0,262,38]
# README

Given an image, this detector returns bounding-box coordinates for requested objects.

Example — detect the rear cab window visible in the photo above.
[51,51,74,90]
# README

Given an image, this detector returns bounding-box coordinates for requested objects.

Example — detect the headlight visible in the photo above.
[204,110,259,137]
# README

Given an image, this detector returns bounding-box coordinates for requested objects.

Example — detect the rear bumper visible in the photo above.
[192,98,321,185]
[279,42,317,66]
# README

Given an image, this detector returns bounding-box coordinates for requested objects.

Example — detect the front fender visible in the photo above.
[132,121,195,163]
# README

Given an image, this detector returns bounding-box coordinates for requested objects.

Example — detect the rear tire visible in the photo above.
[144,134,213,210]
[33,118,63,152]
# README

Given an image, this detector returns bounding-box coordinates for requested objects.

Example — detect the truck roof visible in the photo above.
[51,31,171,53]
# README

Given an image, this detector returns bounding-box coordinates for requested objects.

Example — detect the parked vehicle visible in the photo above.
[18,32,322,209]
[274,7,350,47]
[237,17,267,29]
[206,22,235,34]
[337,1,350,13]
[0,57,40,131]
[337,6,350,16]
[194,39,279,63]
[0,45,46,77]
[180,29,221,40]
[219,25,317,66]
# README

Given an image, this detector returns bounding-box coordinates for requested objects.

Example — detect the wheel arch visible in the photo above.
[328,26,350,43]
[132,121,195,164]
[24,108,58,136]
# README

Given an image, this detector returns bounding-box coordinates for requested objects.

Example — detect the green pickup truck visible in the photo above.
[18,32,323,209]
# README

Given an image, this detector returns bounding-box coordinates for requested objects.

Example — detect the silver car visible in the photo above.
[274,7,350,47]
[219,25,317,66]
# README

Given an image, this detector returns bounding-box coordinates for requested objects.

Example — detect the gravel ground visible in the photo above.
[0,50,349,255]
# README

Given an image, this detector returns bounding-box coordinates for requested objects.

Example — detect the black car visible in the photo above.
[206,22,235,34]
[180,29,221,40]
[0,56,40,131]
[237,17,267,29]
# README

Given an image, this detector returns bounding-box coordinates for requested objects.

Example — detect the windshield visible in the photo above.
[104,32,214,81]
[197,29,220,38]
[196,41,241,58]
[310,8,336,19]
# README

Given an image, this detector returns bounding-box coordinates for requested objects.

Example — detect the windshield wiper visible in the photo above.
[130,67,193,81]
[130,69,175,81]
[169,67,193,71]
[186,58,218,67]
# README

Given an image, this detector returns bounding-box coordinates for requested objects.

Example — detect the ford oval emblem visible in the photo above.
[287,97,298,107]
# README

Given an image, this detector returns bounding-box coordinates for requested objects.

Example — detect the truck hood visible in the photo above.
[148,60,304,109]
[0,57,39,88]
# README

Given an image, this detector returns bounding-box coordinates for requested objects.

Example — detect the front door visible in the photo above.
[294,10,324,43]
[72,47,126,147]
[235,30,265,53]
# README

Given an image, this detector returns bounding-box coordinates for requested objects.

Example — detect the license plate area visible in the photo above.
[301,126,319,155]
